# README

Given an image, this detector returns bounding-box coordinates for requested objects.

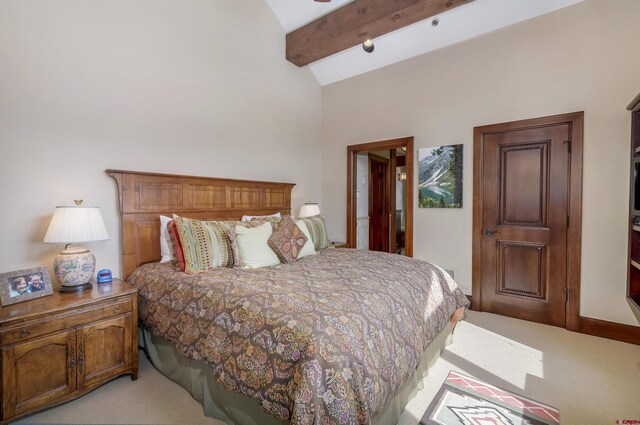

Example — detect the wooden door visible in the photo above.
[2,331,76,417]
[389,149,397,253]
[369,154,389,252]
[76,315,132,389]
[477,123,571,327]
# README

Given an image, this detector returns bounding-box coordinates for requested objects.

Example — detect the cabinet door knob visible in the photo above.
[114,305,122,313]
[20,329,30,338]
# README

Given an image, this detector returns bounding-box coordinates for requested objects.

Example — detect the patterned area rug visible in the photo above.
[421,371,560,425]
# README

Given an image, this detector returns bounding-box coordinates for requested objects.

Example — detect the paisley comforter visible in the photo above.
[128,248,469,425]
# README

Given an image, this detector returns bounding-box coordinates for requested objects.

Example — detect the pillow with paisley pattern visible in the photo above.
[268,216,308,263]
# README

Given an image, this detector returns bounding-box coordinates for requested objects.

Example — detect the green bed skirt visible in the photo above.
[140,325,453,425]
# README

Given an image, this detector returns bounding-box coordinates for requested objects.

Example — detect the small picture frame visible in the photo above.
[0,266,54,306]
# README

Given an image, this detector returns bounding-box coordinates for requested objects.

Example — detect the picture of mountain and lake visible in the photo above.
[418,144,463,208]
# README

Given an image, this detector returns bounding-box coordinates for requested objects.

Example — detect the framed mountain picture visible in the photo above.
[418,144,463,208]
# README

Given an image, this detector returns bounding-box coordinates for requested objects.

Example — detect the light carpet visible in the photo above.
[17,311,640,425]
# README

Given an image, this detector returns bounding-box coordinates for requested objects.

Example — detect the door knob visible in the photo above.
[484,228,500,236]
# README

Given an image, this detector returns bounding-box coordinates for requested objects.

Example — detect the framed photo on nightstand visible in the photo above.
[0,266,54,306]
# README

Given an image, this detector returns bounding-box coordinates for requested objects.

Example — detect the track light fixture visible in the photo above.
[362,39,374,53]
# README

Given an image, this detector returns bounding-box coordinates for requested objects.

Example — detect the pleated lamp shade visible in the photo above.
[299,203,321,218]
[44,206,109,244]
[44,206,109,292]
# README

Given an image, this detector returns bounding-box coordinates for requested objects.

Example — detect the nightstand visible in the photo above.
[332,241,351,248]
[0,279,138,423]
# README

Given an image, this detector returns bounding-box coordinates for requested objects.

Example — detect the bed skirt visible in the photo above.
[140,325,453,425]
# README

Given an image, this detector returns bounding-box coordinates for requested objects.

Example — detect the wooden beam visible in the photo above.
[286,0,475,67]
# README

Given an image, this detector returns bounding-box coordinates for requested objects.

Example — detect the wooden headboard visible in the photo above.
[106,169,295,280]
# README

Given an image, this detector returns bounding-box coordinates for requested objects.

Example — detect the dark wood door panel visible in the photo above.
[498,241,547,299]
[499,141,549,227]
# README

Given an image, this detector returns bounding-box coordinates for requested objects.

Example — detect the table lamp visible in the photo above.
[43,201,109,292]
[299,202,321,218]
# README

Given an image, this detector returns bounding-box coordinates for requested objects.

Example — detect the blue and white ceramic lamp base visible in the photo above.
[53,247,95,292]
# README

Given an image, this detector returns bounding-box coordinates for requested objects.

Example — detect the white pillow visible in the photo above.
[235,222,280,269]
[241,212,281,222]
[295,219,316,259]
[160,215,173,263]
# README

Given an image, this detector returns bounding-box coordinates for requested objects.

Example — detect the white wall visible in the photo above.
[396,166,405,231]
[396,167,405,212]
[321,0,640,326]
[356,154,369,249]
[0,0,322,281]
[356,154,369,219]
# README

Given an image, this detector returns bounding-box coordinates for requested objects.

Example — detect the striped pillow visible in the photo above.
[172,216,240,274]
[299,214,331,251]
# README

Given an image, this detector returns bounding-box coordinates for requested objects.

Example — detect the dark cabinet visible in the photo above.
[627,92,640,322]
[0,280,138,423]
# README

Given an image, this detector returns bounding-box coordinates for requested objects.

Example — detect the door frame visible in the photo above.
[347,137,414,257]
[472,112,583,331]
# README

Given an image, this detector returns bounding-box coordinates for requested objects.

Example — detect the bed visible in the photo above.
[107,169,469,425]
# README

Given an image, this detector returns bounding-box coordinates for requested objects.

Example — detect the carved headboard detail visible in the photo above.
[106,169,295,279]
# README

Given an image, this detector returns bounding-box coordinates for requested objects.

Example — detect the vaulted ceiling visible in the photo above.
[266,0,585,86]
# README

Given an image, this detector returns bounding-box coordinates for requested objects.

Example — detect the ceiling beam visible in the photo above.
[286,0,475,67]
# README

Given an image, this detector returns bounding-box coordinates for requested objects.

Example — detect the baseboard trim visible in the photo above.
[578,316,640,345]
[464,303,640,345]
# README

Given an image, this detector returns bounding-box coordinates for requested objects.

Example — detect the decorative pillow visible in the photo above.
[228,220,272,268]
[172,216,239,274]
[231,222,280,269]
[160,215,173,263]
[268,216,308,263]
[241,212,281,222]
[167,220,186,271]
[295,219,316,259]
[299,214,331,251]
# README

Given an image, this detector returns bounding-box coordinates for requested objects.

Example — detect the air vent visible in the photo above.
[442,268,456,281]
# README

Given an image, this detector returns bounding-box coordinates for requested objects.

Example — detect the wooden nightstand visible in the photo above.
[0,279,138,424]
[332,242,351,248]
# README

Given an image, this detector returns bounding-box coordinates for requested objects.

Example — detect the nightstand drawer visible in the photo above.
[0,296,133,346]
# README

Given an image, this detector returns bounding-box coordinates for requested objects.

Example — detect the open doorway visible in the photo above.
[347,137,414,257]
